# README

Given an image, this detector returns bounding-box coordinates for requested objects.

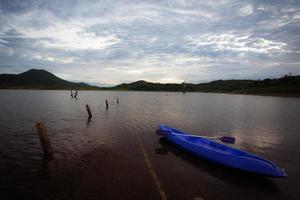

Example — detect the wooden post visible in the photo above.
[105,100,109,110]
[74,90,78,98]
[86,104,92,118]
[117,97,119,105]
[35,122,53,158]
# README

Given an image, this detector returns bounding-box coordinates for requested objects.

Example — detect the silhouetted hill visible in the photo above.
[114,75,300,95]
[0,69,100,90]
[115,80,181,91]
[1,69,299,95]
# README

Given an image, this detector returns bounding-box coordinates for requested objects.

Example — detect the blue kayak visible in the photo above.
[157,124,286,177]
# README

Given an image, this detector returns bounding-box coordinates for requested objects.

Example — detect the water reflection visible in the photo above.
[0,90,299,199]
[155,147,169,155]
[156,137,279,192]
[86,118,91,126]
[228,128,282,153]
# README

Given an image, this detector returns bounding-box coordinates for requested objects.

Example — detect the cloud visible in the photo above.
[40,31,120,51]
[0,38,13,55]
[0,0,300,85]
[0,44,13,56]
[0,64,14,68]
[25,53,76,64]
[238,4,253,17]
[185,32,287,54]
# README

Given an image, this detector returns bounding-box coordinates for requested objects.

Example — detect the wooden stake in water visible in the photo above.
[106,100,109,110]
[117,97,119,105]
[74,90,78,98]
[86,104,92,118]
[182,81,186,94]
[35,122,53,158]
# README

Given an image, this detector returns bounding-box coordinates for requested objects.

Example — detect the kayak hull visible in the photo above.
[157,124,286,177]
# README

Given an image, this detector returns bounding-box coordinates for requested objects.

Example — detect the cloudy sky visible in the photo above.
[0,0,300,86]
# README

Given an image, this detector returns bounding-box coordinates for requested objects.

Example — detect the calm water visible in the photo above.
[0,90,300,199]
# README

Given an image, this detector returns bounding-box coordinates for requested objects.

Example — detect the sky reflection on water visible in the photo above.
[0,90,299,199]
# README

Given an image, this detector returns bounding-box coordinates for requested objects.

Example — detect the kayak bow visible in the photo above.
[157,124,286,177]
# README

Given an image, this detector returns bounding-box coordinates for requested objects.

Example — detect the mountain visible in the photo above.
[1,69,299,94]
[0,69,100,90]
[115,80,184,91]
[114,75,300,95]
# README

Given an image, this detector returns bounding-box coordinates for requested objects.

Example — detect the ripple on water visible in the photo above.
[0,91,299,199]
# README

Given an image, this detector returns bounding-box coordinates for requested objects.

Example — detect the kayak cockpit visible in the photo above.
[174,134,234,155]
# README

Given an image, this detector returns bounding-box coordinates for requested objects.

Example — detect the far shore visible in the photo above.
[1,88,299,98]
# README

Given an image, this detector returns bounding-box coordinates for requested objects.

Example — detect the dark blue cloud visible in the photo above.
[0,0,38,14]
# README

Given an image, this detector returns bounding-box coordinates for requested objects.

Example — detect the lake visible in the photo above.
[0,90,299,200]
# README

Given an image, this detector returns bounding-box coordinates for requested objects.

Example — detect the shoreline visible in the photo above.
[1,88,299,98]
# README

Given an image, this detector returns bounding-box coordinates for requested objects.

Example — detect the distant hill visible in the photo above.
[114,75,300,95]
[1,69,299,95]
[115,80,184,91]
[0,69,100,90]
